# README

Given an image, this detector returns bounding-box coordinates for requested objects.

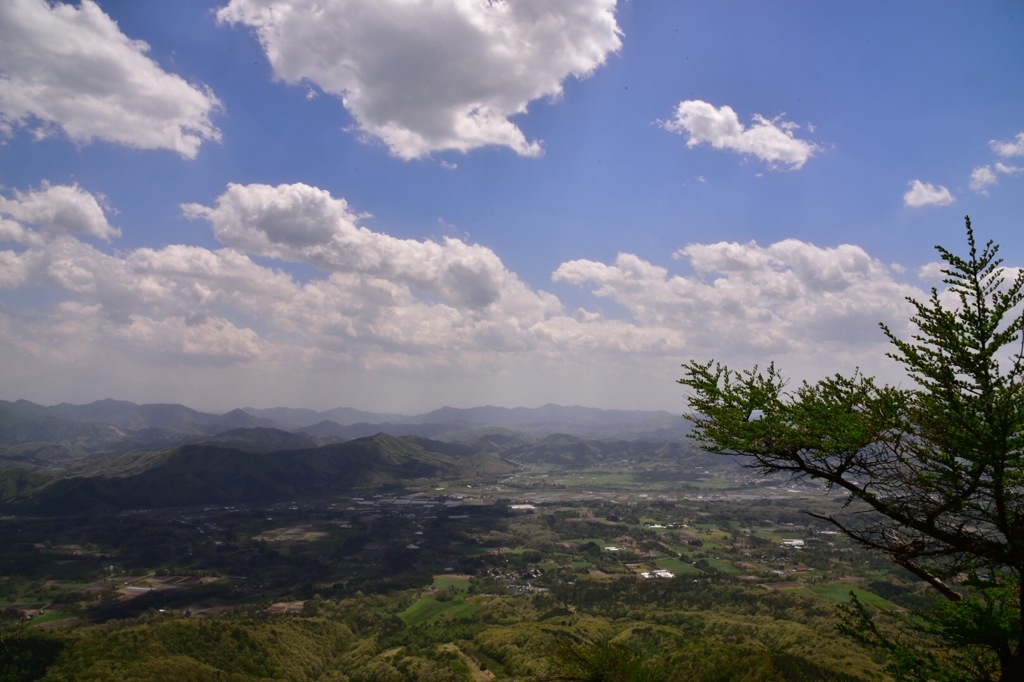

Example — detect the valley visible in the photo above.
[0,400,912,680]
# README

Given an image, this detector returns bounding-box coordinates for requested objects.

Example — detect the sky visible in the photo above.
[1,0,1022,414]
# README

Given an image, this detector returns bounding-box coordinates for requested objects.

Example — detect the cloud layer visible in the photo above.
[0,0,222,157]
[217,0,622,158]
[2,181,934,410]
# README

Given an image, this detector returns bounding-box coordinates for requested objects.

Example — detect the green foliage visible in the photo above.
[0,468,51,502]
[0,573,891,681]
[26,617,355,681]
[546,637,662,681]
[0,629,65,682]
[544,623,878,682]
[680,217,1024,680]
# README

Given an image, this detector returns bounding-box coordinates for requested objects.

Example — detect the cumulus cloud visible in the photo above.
[0,182,120,241]
[990,132,1024,158]
[113,315,265,364]
[7,182,578,381]
[554,239,918,362]
[182,182,560,314]
[216,0,621,159]
[662,100,819,170]
[6,300,264,368]
[3,181,955,411]
[903,180,955,207]
[0,0,221,157]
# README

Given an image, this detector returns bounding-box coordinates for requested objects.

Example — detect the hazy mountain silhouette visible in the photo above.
[0,400,690,460]
[7,433,516,514]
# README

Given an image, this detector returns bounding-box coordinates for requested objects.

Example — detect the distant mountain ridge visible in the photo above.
[415,403,672,426]
[0,399,689,456]
[0,399,712,513]
[241,406,410,429]
[6,433,518,514]
[0,399,277,463]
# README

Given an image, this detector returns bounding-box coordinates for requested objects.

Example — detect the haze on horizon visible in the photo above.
[1,0,1022,415]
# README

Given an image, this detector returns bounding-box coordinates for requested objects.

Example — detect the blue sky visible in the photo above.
[1,0,1022,413]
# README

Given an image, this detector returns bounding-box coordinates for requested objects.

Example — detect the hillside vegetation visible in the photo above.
[0,402,914,680]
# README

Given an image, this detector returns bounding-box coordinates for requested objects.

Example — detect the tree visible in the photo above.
[679,217,1024,681]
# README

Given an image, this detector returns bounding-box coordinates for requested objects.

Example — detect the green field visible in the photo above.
[432,575,472,593]
[31,610,75,625]
[786,583,896,608]
[654,557,701,575]
[399,594,477,626]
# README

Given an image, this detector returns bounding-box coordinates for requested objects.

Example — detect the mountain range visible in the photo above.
[0,398,690,460]
[0,399,703,513]
[5,433,521,514]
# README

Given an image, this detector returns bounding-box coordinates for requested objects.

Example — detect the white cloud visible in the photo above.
[903,179,955,207]
[662,100,819,170]
[968,130,1024,196]
[554,240,916,364]
[0,248,38,288]
[917,261,946,283]
[971,166,998,195]
[182,182,560,314]
[216,0,621,159]
[0,0,221,157]
[113,315,265,364]
[971,163,1022,195]
[0,182,120,241]
[5,301,263,369]
[2,182,955,412]
[0,182,575,407]
[990,132,1024,158]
